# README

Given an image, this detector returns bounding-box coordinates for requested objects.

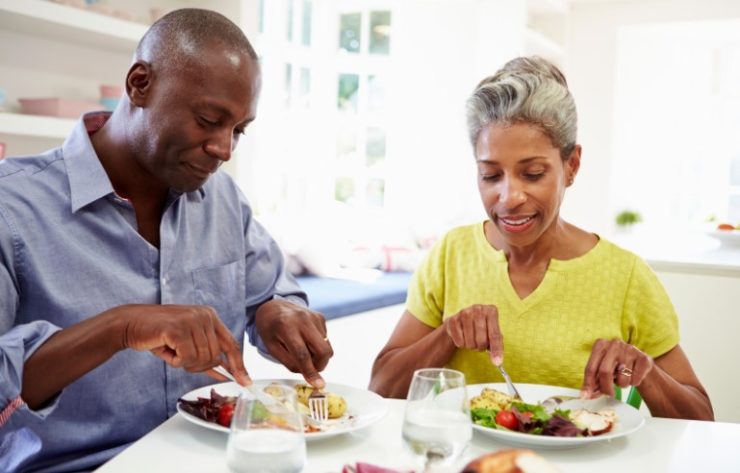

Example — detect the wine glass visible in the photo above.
[226,383,306,473]
[402,368,472,471]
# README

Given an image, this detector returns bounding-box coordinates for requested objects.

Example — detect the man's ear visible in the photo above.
[126,61,152,107]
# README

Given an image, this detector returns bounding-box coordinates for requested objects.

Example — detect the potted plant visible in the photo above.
[615,210,642,229]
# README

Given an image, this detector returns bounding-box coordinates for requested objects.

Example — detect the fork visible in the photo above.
[308,388,329,422]
[496,364,523,401]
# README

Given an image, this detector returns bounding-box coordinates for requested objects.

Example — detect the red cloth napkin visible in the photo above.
[342,462,412,473]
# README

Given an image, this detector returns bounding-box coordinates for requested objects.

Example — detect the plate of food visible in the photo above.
[177,379,389,441]
[466,383,645,449]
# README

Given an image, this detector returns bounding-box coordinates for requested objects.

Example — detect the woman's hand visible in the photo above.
[581,338,655,398]
[443,304,504,365]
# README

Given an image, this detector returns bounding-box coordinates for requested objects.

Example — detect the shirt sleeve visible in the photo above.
[237,192,308,358]
[406,235,447,329]
[0,206,63,426]
[621,257,680,359]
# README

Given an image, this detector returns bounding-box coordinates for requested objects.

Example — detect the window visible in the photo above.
[611,21,740,228]
[332,9,392,209]
[301,0,312,46]
[339,13,362,53]
[369,11,391,54]
[248,2,395,218]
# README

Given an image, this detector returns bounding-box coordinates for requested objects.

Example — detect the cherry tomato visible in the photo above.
[717,223,735,231]
[495,410,519,430]
[217,403,235,427]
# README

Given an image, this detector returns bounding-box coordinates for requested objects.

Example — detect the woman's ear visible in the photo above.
[566,144,582,186]
[125,61,152,107]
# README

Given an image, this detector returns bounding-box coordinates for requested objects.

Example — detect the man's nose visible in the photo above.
[204,130,233,162]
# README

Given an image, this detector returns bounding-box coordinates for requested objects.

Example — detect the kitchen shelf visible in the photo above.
[0,113,76,140]
[0,0,146,53]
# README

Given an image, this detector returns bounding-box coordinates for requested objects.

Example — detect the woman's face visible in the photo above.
[475,122,580,247]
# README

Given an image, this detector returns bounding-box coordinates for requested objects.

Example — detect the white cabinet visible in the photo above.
[0,0,255,160]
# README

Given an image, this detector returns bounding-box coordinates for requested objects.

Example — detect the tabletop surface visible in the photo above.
[96,398,740,473]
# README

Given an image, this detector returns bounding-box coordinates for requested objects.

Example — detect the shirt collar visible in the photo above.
[64,112,206,213]
[65,112,116,213]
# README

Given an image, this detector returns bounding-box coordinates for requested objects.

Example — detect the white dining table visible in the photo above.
[96,399,740,473]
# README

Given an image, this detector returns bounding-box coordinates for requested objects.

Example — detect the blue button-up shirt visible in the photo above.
[0,113,307,472]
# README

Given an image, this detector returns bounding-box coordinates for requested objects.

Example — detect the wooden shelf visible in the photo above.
[0,113,76,139]
[0,0,146,53]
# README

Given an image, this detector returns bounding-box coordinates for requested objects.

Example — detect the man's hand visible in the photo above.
[122,304,249,385]
[255,299,332,389]
[443,304,504,365]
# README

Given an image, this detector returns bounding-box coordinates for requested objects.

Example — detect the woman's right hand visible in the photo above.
[443,304,504,365]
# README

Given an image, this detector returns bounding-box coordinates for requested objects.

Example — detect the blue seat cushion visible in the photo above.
[295,272,412,320]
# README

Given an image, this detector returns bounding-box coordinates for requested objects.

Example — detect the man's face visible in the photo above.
[136,45,261,192]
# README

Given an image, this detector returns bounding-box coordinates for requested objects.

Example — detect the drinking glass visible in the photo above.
[226,383,306,473]
[402,368,472,471]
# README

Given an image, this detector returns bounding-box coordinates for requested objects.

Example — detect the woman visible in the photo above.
[369,56,713,420]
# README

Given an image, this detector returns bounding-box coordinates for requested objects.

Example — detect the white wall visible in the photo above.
[564,0,740,235]
[655,269,740,423]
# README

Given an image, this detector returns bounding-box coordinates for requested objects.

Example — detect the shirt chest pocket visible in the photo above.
[192,260,246,324]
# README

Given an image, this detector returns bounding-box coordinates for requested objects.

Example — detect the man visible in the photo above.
[0,9,332,472]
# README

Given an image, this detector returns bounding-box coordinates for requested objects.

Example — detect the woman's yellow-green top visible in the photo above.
[406,222,680,388]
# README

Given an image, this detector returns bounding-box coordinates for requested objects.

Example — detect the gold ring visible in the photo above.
[618,365,633,377]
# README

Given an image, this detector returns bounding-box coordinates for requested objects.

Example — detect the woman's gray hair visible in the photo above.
[465,56,577,159]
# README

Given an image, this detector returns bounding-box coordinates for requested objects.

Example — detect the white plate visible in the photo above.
[177,379,389,441]
[468,383,645,449]
[707,229,740,248]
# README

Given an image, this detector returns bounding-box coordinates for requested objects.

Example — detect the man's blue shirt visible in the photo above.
[0,113,306,472]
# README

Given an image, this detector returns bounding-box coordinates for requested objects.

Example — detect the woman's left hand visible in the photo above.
[581,338,655,399]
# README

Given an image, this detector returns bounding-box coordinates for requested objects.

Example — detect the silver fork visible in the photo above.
[496,364,523,401]
[308,388,329,422]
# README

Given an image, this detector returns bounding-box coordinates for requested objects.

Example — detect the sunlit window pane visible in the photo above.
[258,0,265,34]
[335,177,356,203]
[730,195,740,222]
[337,126,358,157]
[339,13,362,53]
[286,0,294,41]
[366,179,385,207]
[366,127,386,166]
[302,0,312,46]
[368,75,385,114]
[299,67,311,108]
[731,156,740,186]
[337,74,359,111]
[284,64,293,106]
[369,11,391,54]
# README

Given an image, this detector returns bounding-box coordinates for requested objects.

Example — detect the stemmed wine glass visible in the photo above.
[402,368,472,471]
[226,383,306,473]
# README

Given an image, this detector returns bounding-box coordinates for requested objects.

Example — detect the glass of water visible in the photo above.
[226,383,306,473]
[402,368,472,471]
